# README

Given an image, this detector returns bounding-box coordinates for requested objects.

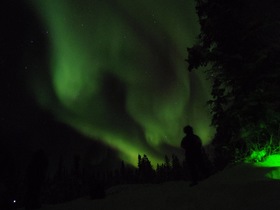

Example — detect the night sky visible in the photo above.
[1,0,214,168]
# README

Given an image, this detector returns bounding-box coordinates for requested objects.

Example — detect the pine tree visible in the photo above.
[187,0,280,163]
[137,154,155,183]
[164,155,171,181]
[171,154,183,180]
[25,149,48,209]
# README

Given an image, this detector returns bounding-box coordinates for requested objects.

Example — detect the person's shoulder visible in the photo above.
[193,134,201,141]
[181,136,187,142]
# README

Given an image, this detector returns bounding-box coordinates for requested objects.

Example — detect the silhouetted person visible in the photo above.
[181,125,207,186]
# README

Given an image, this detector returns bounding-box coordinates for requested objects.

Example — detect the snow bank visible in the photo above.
[27,164,280,210]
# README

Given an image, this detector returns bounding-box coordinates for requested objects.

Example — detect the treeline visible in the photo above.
[2,150,212,209]
[41,154,191,204]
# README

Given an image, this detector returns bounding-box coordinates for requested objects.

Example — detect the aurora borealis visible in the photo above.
[28,0,214,166]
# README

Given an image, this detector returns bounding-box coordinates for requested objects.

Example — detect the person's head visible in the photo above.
[183,125,193,134]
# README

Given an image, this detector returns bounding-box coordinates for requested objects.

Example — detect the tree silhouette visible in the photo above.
[25,149,48,209]
[89,177,105,200]
[187,0,280,164]
[137,154,155,183]
[171,154,183,180]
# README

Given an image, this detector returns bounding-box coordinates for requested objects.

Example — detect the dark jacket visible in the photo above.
[181,134,202,160]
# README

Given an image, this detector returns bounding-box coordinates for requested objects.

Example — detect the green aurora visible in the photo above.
[28,0,214,166]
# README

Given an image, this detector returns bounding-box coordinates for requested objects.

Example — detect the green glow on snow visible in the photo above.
[29,0,214,166]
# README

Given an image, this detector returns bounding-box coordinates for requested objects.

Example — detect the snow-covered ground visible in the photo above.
[30,164,280,210]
